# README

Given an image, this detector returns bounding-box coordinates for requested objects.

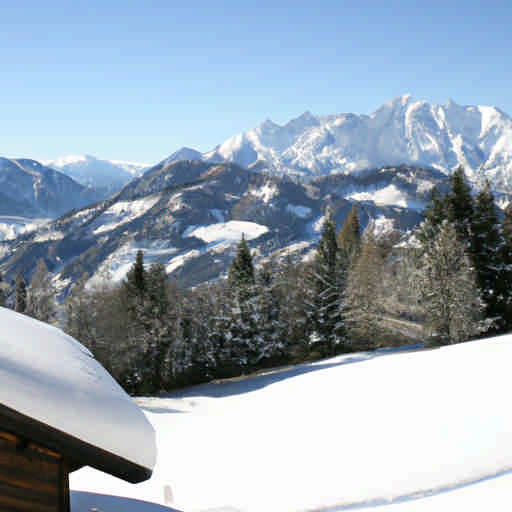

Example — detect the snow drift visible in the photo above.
[71,334,512,511]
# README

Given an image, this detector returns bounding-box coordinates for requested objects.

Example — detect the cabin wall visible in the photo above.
[0,431,69,512]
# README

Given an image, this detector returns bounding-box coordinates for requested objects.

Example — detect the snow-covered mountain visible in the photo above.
[45,155,148,196]
[191,96,512,192]
[0,160,449,292]
[0,157,101,218]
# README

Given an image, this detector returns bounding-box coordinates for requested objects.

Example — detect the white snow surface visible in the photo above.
[185,220,269,244]
[71,334,512,511]
[0,216,48,241]
[0,308,155,471]
[249,182,278,203]
[90,196,160,235]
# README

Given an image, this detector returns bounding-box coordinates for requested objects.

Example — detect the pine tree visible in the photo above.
[504,202,512,240]
[14,272,27,313]
[447,166,474,243]
[424,186,446,226]
[228,235,254,288]
[337,205,361,264]
[253,262,285,366]
[124,249,146,301]
[143,262,172,391]
[0,271,5,307]
[471,181,503,329]
[306,210,346,356]
[225,236,258,373]
[499,202,512,331]
[419,220,484,345]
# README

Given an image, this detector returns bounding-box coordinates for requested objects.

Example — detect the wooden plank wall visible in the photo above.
[0,431,69,512]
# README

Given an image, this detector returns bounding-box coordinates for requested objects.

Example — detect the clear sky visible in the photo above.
[1,0,511,165]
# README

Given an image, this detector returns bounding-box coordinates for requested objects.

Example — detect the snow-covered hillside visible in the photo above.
[0,162,441,291]
[71,334,512,512]
[195,96,512,192]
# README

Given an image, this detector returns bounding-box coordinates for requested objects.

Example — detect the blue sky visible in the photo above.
[1,1,511,164]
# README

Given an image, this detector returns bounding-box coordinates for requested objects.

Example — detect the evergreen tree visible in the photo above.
[419,220,484,345]
[447,166,474,243]
[471,181,503,329]
[504,202,512,240]
[225,236,259,374]
[499,202,512,331]
[14,272,27,313]
[424,186,446,226]
[337,205,361,264]
[27,259,56,323]
[228,235,255,288]
[0,271,5,307]
[123,249,146,302]
[306,210,346,356]
[143,262,173,391]
[253,262,285,366]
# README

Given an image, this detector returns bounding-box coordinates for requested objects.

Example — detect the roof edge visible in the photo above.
[0,401,152,483]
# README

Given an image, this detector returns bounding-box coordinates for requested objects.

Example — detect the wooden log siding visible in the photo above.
[0,431,69,512]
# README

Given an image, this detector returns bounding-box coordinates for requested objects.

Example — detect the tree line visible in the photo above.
[4,167,512,394]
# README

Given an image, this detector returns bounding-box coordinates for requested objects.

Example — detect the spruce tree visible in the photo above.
[471,181,503,329]
[424,186,446,226]
[228,235,255,288]
[14,272,27,313]
[226,236,258,373]
[306,210,346,356]
[499,202,512,331]
[447,166,474,243]
[0,271,5,308]
[419,220,484,345]
[124,250,146,300]
[504,202,512,240]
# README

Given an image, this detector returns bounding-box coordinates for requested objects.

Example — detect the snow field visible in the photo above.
[72,335,512,511]
[91,195,160,235]
[185,220,269,244]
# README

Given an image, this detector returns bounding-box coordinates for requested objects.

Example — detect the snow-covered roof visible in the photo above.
[0,307,156,481]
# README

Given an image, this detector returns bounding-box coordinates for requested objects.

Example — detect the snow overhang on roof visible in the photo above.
[0,308,156,483]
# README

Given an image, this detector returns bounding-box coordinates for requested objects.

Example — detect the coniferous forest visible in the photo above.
[4,167,512,394]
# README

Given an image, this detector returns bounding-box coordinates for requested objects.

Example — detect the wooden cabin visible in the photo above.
[0,308,156,511]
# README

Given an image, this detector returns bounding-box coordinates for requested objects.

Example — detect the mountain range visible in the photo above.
[2,95,512,291]
[161,95,512,193]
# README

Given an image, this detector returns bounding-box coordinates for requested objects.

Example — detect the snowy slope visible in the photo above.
[71,334,512,512]
[199,96,512,192]
[0,307,156,470]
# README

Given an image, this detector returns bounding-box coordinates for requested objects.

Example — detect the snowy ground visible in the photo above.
[71,335,512,511]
